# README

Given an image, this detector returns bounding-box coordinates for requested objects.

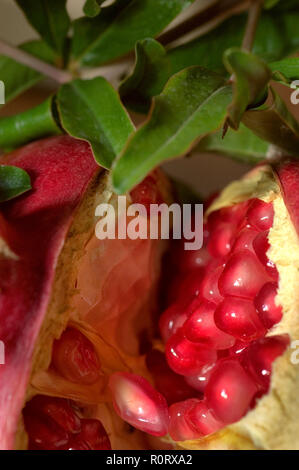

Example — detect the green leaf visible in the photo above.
[270,58,299,83]
[56,78,134,169]
[72,0,195,66]
[242,86,299,155]
[119,38,171,113]
[83,0,104,17]
[112,67,232,194]
[0,40,56,105]
[15,0,70,54]
[264,0,280,9]
[224,49,271,130]
[198,124,268,164]
[0,97,61,151]
[0,165,31,202]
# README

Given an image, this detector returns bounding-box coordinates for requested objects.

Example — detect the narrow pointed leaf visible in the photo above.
[224,48,271,130]
[15,0,70,54]
[72,0,195,66]
[198,124,268,164]
[0,97,61,151]
[0,166,31,202]
[242,86,299,155]
[112,67,232,194]
[56,78,134,169]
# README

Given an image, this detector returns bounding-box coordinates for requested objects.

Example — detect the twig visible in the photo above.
[241,0,264,52]
[158,0,250,46]
[0,39,72,84]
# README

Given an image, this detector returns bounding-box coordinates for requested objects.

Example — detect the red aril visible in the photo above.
[165,330,217,376]
[184,363,216,393]
[69,419,111,450]
[168,399,201,441]
[214,297,266,341]
[245,335,289,391]
[255,282,282,328]
[218,250,270,299]
[207,223,235,258]
[51,328,101,385]
[183,300,235,349]
[186,399,223,436]
[200,262,224,304]
[232,226,259,253]
[130,173,161,214]
[109,372,169,436]
[159,299,196,343]
[205,360,257,424]
[246,199,274,231]
[253,231,279,281]
[207,202,248,232]
[146,350,195,405]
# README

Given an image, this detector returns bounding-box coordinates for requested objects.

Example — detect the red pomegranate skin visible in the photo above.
[0,136,99,449]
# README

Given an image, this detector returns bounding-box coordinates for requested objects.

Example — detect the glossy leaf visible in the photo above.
[15,0,70,54]
[112,67,232,194]
[0,97,60,151]
[72,0,195,66]
[242,86,299,155]
[0,40,56,104]
[83,0,104,17]
[0,166,31,202]
[120,12,290,113]
[56,77,134,169]
[270,58,299,83]
[198,124,268,164]
[119,39,171,113]
[224,48,271,130]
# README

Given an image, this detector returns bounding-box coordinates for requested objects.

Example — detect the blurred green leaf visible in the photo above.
[0,40,56,104]
[119,39,171,113]
[224,49,271,130]
[198,124,268,164]
[270,58,299,83]
[83,0,104,17]
[0,166,31,202]
[242,86,299,155]
[71,0,195,66]
[57,78,134,169]
[0,97,61,151]
[15,0,70,54]
[264,0,280,9]
[112,67,232,194]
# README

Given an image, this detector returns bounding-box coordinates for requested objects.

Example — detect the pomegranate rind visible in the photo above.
[173,163,299,450]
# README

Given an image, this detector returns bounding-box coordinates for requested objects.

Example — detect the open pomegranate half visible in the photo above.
[152,161,299,450]
[0,135,172,450]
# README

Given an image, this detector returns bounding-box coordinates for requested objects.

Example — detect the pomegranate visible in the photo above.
[153,163,299,450]
[0,136,171,450]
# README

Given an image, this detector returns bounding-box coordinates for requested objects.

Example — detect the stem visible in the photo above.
[0,39,72,84]
[241,0,264,52]
[158,0,250,46]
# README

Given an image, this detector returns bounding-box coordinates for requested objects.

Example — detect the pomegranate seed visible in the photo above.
[246,199,274,231]
[23,410,69,450]
[183,300,235,349]
[109,372,169,436]
[207,223,235,258]
[208,202,248,231]
[159,299,196,343]
[229,340,250,359]
[184,363,215,393]
[200,263,224,304]
[176,244,211,273]
[165,330,217,376]
[169,399,201,441]
[245,335,289,391]
[52,328,101,385]
[175,269,205,303]
[130,174,161,214]
[255,282,282,328]
[69,419,111,450]
[214,297,266,341]
[205,359,257,424]
[253,231,279,281]
[146,350,195,405]
[25,396,81,434]
[218,250,270,299]
[232,227,258,253]
[186,399,223,436]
